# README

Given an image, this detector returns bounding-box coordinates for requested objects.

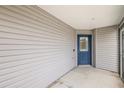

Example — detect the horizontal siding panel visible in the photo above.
[0,7,67,33]
[95,26,119,72]
[3,6,72,31]
[0,6,73,36]
[0,5,76,87]
[0,45,69,50]
[0,62,64,87]
[0,19,66,37]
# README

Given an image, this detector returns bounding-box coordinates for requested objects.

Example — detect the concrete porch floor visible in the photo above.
[50,66,124,88]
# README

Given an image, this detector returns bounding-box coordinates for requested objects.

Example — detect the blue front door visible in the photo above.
[78,35,92,65]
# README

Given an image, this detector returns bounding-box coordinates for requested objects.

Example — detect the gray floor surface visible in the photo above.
[50,66,124,88]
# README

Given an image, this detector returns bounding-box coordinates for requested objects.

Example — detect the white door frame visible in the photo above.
[120,27,124,78]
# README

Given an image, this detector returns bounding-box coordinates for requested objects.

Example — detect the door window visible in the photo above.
[80,37,88,51]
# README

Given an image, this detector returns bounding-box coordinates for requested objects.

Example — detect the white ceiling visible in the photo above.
[39,5,124,29]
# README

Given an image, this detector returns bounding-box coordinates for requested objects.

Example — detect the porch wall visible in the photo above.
[0,6,76,87]
[94,26,119,72]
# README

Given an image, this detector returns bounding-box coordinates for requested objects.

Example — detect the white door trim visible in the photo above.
[120,27,124,78]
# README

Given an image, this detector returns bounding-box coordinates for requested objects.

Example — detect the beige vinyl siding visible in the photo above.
[0,6,76,87]
[95,26,119,72]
